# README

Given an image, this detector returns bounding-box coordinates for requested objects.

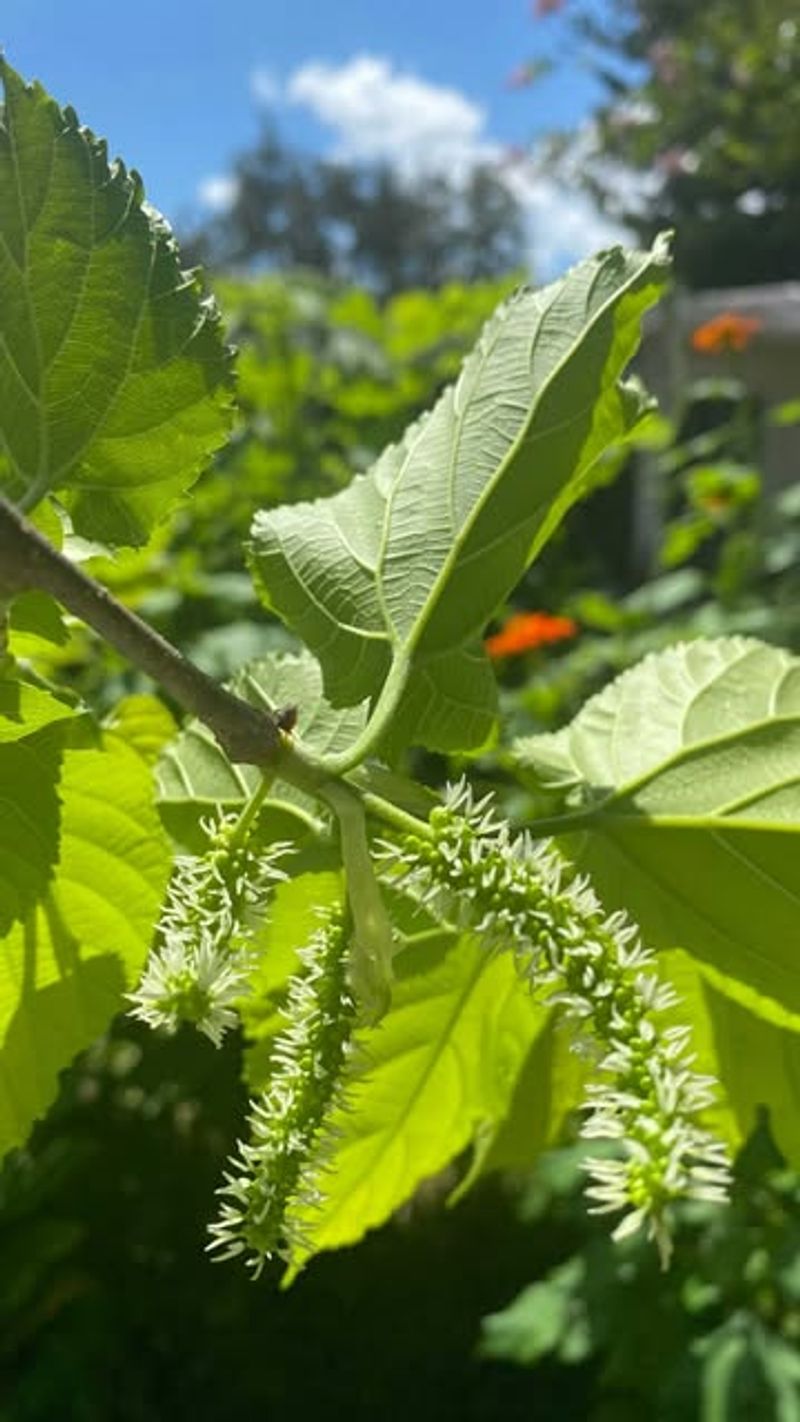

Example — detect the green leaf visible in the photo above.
[459,1013,586,1191]
[7,590,68,647]
[274,932,543,1269]
[156,651,363,845]
[0,726,64,936]
[0,675,76,742]
[249,238,670,759]
[480,1258,589,1367]
[241,870,344,1084]
[6,589,69,663]
[662,950,800,1167]
[0,60,233,544]
[380,642,498,758]
[770,399,800,428]
[104,694,177,766]
[0,731,171,1157]
[696,1319,800,1422]
[513,638,800,1030]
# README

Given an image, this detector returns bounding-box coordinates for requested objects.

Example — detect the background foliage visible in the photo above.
[535,0,800,288]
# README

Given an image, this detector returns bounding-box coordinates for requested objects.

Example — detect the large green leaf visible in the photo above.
[0,731,171,1156]
[240,870,344,1084]
[104,694,177,766]
[513,638,800,1029]
[0,60,233,545]
[662,950,800,1168]
[249,238,670,760]
[459,1013,587,1192]
[269,931,544,1270]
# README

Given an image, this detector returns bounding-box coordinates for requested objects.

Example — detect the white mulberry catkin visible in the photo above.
[380,779,730,1263]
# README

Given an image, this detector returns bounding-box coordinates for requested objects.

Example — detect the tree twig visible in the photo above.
[0,496,283,766]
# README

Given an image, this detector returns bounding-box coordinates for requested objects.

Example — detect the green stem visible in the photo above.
[16,476,52,517]
[364,778,598,846]
[359,790,433,842]
[0,594,11,673]
[323,781,395,1024]
[229,771,276,848]
[312,652,412,775]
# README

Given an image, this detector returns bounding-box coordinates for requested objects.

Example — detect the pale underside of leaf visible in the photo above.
[250,238,670,758]
[514,638,800,1029]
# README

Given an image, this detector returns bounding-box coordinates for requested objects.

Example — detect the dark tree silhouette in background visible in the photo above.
[541,0,800,288]
[188,123,525,297]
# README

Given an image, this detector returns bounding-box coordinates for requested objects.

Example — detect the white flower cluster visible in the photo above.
[208,910,354,1275]
[380,779,730,1262]
[128,813,288,1048]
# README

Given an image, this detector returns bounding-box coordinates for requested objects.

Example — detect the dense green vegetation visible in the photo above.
[1,43,800,1422]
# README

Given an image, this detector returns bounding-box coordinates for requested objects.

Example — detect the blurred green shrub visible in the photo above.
[481,1118,800,1420]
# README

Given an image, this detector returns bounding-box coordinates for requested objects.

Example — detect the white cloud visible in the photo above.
[281,54,634,277]
[501,123,642,275]
[287,55,492,182]
[202,55,632,272]
[251,67,283,106]
[506,166,630,278]
[197,174,240,212]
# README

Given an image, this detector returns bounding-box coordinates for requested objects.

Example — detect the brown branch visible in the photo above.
[0,496,283,766]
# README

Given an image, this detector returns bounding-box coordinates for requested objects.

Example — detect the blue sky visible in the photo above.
[3,0,626,275]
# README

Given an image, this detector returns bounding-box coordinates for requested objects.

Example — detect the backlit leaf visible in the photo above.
[0,675,76,743]
[0,732,171,1157]
[250,238,670,758]
[0,60,233,545]
[514,638,800,1029]
[156,651,364,845]
[278,932,543,1269]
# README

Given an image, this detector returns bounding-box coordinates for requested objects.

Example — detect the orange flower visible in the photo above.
[696,492,732,514]
[485,611,578,659]
[690,312,762,355]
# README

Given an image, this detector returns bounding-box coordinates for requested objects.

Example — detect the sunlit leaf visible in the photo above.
[0,675,76,742]
[0,732,171,1157]
[250,238,670,757]
[0,60,233,544]
[278,932,543,1270]
[0,726,64,936]
[663,949,800,1166]
[514,638,800,1029]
